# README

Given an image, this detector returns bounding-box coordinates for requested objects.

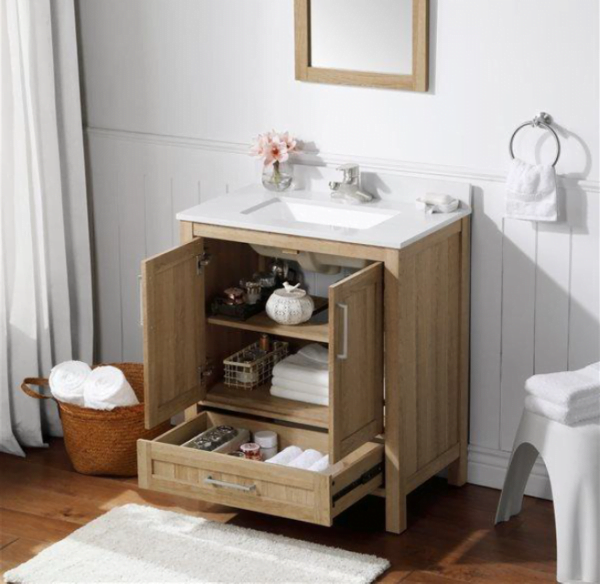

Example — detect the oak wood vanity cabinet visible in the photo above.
[137,215,471,534]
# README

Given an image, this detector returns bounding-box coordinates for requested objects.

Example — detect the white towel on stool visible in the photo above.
[265,446,302,466]
[287,449,324,469]
[308,455,330,473]
[524,395,600,426]
[525,362,600,407]
[83,366,139,410]
[49,361,91,406]
[505,158,557,222]
[270,386,329,406]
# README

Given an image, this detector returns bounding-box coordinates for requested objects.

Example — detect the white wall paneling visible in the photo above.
[78,0,599,497]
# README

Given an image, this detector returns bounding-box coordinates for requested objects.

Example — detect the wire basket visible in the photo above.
[224,341,288,390]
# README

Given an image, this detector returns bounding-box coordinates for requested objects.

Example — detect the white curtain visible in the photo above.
[0,0,93,456]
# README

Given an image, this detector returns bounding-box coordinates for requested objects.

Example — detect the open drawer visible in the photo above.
[138,411,384,526]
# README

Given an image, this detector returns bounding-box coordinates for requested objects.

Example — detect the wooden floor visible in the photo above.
[0,439,557,583]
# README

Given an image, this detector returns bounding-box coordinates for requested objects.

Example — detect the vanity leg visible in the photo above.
[385,447,407,534]
[448,217,471,488]
[184,404,198,422]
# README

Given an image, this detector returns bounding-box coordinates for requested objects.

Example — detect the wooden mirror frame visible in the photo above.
[294,0,428,92]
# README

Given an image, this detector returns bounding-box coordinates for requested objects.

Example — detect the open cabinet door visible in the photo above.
[329,262,384,463]
[142,238,206,428]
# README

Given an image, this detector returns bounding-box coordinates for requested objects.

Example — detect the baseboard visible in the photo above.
[467,444,553,500]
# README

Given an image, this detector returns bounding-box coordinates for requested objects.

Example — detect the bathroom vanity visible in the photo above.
[137,180,471,534]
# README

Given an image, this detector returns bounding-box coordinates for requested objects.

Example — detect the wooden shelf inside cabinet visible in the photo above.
[200,381,329,429]
[207,297,329,344]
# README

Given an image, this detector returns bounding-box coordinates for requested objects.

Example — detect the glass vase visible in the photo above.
[262,161,293,192]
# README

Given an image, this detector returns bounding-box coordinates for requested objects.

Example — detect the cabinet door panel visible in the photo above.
[329,262,384,462]
[142,238,206,428]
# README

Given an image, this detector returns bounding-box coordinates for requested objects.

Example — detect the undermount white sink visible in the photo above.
[241,197,400,231]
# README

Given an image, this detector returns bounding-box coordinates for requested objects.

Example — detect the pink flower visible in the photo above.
[250,130,299,166]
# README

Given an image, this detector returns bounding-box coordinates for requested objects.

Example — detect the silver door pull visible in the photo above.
[204,476,256,492]
[337,302,349,360]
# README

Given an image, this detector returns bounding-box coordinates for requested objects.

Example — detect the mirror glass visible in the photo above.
[310,0,413,75]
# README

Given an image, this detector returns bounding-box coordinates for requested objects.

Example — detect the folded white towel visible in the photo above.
[265,446,303,466]
[308,454,330,473]
[49,361,91,406]
[287,449,324,469]
[272,352,329,388]
[525,395,600,426]
[83,366,139,410]
[270,386,329,406]
[271,375,329,397]
[505,158,557,222]
[525,362,600,407]
[297,343,329,365]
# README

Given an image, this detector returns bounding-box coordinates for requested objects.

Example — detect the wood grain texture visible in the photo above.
[294,0,429,91]
[448,217,471,486]
[142,237,206,428]
[0,439,558,583]
[329,263,384,463]
[200,382,329,428]
[208,296,329,343]
[138,412,383,527]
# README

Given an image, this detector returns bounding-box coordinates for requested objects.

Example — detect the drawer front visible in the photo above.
[138,412,384,526]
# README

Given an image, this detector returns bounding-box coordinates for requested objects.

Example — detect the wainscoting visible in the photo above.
[86,127,599,497]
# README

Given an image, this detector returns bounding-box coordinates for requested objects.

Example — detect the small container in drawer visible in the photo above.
[137,411,384,526]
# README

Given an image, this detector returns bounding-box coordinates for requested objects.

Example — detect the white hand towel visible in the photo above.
[524,395,599,426]
[525,362,600,407]
[505,158,557,222]
[270,386,329,406]
[265,446,303,466]
[297,343,329,364]
[271,375,329,397]
[83,366,139,410]
[272,352,329,388]
[308,455,330,473]
[287,449,324,469]
[49,361,91,406]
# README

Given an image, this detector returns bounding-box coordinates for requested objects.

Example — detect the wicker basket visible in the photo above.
[20,363,170,477]
[223,341,288,390]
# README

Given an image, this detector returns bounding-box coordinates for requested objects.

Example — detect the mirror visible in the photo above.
[311,0,413,75]
[295,0,428,91]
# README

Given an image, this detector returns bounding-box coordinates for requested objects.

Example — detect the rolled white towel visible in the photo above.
[270,386,329,406]
[287,449,323,469]
[83,366,139,410]
[524,395,600,426]
[265,446,303,466]
[308,454,330,473]
[49,361,91,406]
[525,362,600,407]
[271,375,329,396]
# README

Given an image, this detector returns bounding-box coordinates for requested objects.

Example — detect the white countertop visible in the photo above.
[176,185,471,250]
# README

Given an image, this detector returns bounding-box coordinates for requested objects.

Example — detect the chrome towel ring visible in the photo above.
[509,112,561,167]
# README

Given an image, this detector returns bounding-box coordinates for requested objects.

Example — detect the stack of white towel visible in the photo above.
[266,446,330,473]
[49,361,139,410]
[271,344,329,406]
[524,362,600,426]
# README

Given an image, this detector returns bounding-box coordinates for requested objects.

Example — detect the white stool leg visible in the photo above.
[495,441,539,524]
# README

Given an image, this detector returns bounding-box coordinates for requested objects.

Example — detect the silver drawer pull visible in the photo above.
[337,303,349,360]
[204,476,256,492]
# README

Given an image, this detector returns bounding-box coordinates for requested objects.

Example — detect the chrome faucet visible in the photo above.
[329,163,373,204]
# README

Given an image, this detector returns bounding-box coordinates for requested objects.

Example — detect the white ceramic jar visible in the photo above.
[266,282,314,325]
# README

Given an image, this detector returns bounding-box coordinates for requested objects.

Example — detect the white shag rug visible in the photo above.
[4,504,389,584]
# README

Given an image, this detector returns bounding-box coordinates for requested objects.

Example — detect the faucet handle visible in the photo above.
[336,163,359,183]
